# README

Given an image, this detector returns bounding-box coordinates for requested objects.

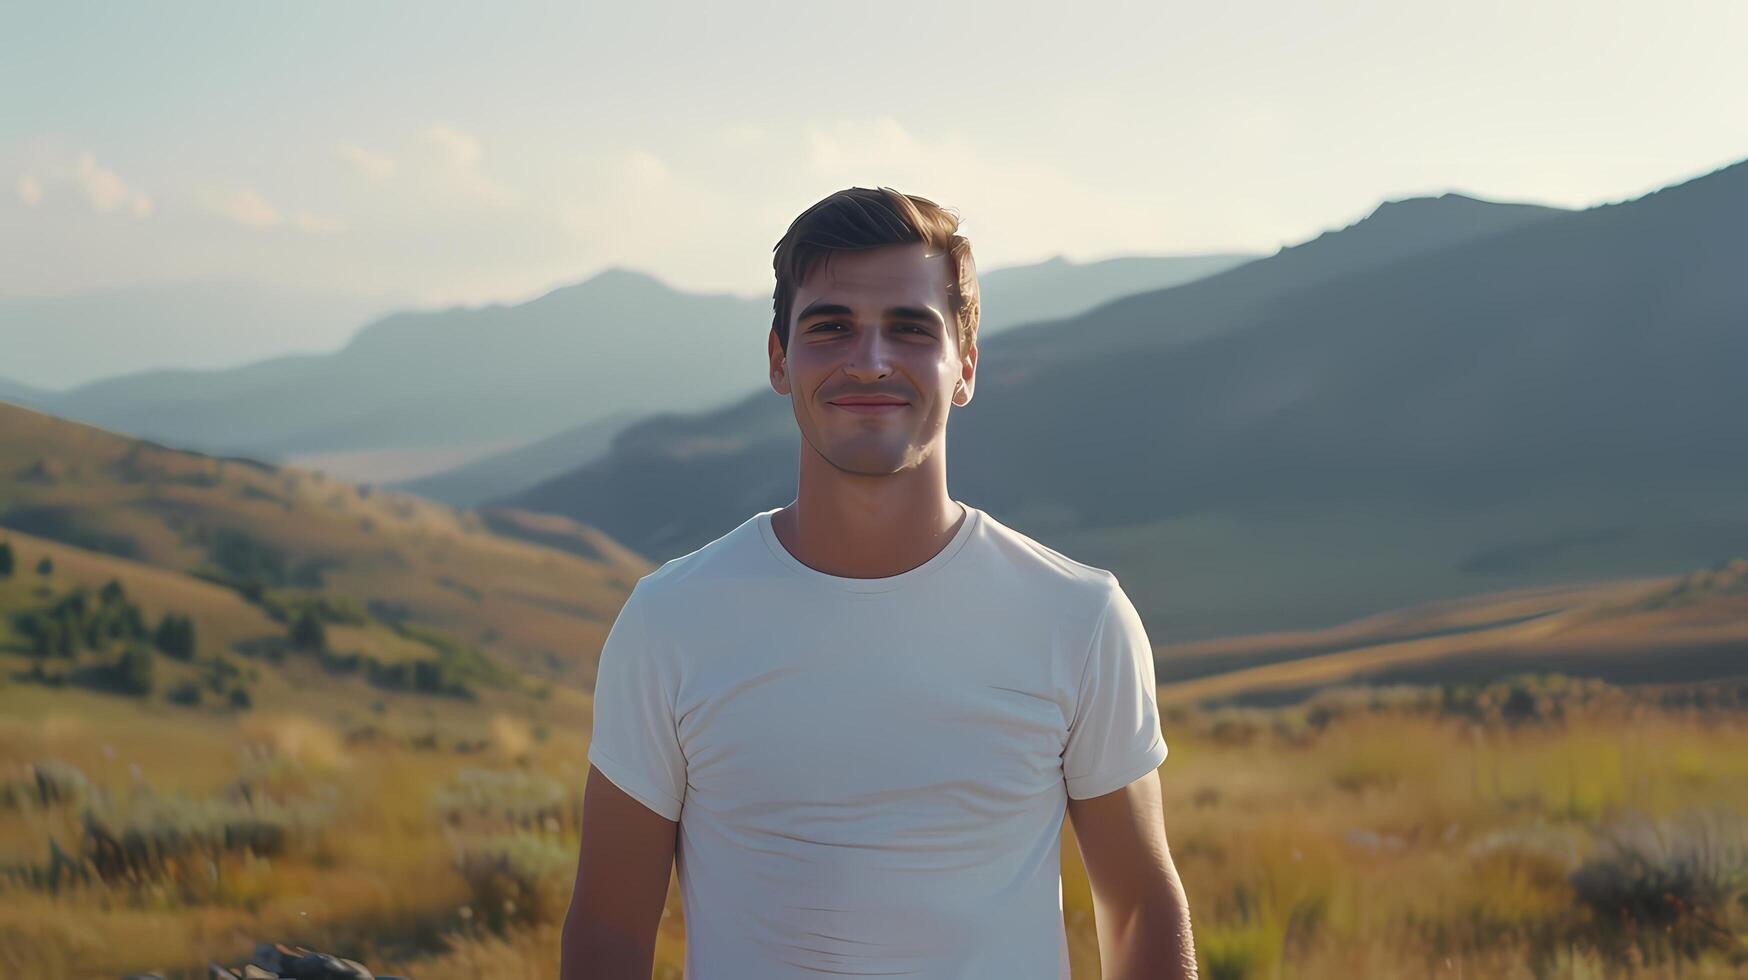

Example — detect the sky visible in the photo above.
[5,0,1747,313]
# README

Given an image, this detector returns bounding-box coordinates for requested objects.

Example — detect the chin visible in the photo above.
[826,448,916,476]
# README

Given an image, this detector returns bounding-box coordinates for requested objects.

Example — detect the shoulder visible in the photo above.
[623,509,769,611]
[972,508,1121,616]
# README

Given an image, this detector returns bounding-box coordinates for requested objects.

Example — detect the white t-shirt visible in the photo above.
[587,501,1169,979]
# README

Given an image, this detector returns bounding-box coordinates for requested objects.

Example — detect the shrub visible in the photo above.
[63,789,335,889]
[434,768,570,832]
[32,759,92,807]
[1568,805,1748,968]
[453,832,575,933]
[1197,920,1283,980]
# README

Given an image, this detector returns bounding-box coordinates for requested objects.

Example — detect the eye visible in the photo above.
[807,321,931,335]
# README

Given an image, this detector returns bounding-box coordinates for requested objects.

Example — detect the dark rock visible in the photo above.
[286,951,373,979]
[164,941,400,980]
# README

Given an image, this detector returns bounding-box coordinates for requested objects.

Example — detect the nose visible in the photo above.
[842,321,896,381]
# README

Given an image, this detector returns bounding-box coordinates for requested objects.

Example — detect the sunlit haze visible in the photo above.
[6,0,1746,311]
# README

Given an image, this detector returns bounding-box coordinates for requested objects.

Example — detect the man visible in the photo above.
[562,186,1196,979]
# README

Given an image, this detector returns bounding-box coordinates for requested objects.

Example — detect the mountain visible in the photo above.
[499,159,1748,643]
[991,191,1567,364]
[36,268,773,465]
[370,253,1256,504]
[0,378,46,407]
[0,280,403,391]
[974,252,1256,330]
[501,188,1574,556]
[388,409,645,508]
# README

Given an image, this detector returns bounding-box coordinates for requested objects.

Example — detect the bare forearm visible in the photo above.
[1095,880,1197,980]
[559,914,655,980]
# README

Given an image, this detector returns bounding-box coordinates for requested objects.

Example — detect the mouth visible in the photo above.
[829,401,910,414]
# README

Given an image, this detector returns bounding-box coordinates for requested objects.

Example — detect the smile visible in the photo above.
[829,402,909,414]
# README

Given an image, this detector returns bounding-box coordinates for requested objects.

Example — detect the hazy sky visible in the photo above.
[6,0,1746,310]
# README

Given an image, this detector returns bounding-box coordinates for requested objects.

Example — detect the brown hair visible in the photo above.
[770,186,979,357]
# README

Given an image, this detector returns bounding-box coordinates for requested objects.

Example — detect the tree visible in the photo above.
[153,613,197,660]
[99,579,126,604]
[52,617,75,658]
[0,539,13,577]
[36,555,53,576]
[114,645,155,697]
[290,608,326,651]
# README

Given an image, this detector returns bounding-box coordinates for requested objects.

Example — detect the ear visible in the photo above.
[769,328,790,396]
[953,338,977,406]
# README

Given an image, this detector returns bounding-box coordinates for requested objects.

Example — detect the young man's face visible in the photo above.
[769,241,977,477]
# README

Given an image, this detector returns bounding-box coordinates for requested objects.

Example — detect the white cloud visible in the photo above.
[449,168,519,206]
[794,117,1179,266]
[548,116,1257,297]
[16,173,43,205]
[77,152,130,211]
[336,142,395,180]
[200,186,281,227]
[73,151,153,218]
[290,210,345,233]
[417,122,518,206]
[198,185,341,233]
[722,124,766,147]
[622,149,668,187]
[422,123,481,169]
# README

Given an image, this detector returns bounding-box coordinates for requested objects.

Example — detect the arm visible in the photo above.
[560,765,678,980]
[1067,769,1197,980]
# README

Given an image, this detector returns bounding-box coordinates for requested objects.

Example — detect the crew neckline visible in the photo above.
[757,501,981,594]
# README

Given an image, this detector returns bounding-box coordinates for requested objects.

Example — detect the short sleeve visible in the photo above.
[1062,582,1169,800]
[587,584,687,821]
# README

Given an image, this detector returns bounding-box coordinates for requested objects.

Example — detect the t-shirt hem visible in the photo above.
[588,745,684,821]
[1064,735,1168,800]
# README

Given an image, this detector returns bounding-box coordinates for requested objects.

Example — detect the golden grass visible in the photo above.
[2,675,1741,979]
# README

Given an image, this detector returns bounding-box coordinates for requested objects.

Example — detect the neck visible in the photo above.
[772,446,966,579]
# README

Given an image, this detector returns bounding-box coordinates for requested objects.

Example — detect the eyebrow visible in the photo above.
[797,301,944,329]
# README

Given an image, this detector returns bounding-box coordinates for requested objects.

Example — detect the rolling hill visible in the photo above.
[0,399,650,697]
[1156,558,1748,706]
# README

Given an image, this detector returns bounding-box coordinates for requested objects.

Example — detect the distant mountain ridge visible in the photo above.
[0,279,402,390]
[500,157,1748,642]
[0,378,46,407]
[503,187,1579,553]
[31,254,1255,487]
[39,268,771,460]
[373,253,1255,501]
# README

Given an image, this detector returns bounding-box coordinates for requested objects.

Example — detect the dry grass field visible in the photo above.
[4,667,1746,978]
